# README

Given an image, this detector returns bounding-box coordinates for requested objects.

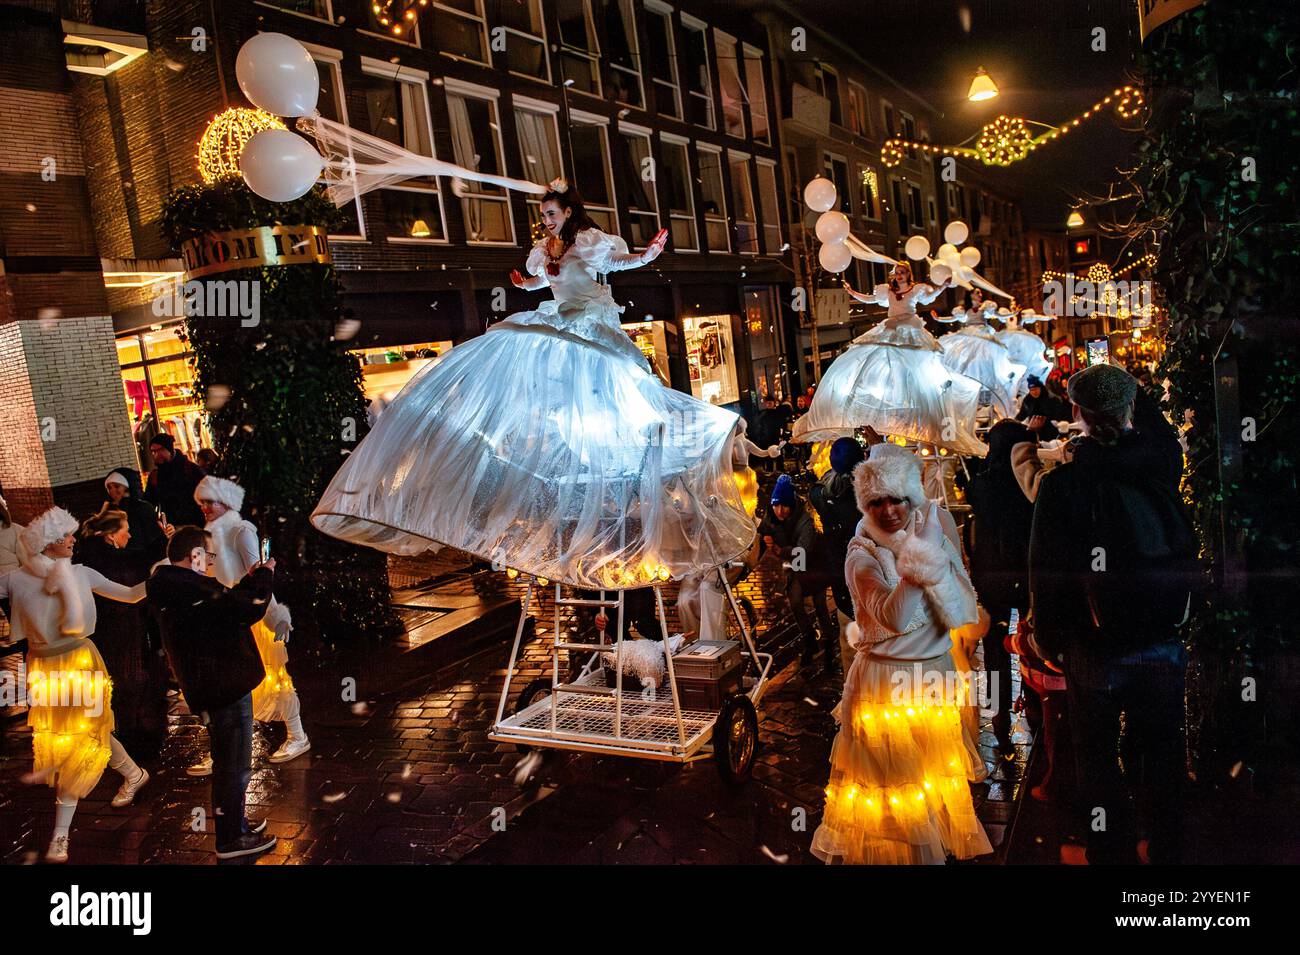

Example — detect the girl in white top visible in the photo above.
[0,507,150,862]
[187,476,308,773]
[792,262,987,456]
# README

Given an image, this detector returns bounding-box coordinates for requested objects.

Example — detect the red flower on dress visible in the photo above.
[546,262,560,276]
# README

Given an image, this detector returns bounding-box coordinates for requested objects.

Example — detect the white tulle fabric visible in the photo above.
[938,325,1026,418]
[296,114,547,208]
[312,229,753,589]
[996,328,1055,397]
[792,311,987,456]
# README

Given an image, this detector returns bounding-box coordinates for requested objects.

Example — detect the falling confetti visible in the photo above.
[401,764,412,779]
[513,750,543,786]
[321,791,347,804]
[803,697,819,707]
[759,845,789,864]
[350,701,372,715]
[334,318,361,341]
[385,791,402,803]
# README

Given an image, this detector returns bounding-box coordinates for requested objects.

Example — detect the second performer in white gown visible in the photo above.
[312,185,753,590]
[938,293,1026,418]
[792,264,986,457]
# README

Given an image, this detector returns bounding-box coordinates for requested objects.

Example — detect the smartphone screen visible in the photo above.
[260,538,271,563]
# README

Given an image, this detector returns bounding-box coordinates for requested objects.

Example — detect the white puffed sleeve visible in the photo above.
[525,240,548,277]
[574,228,644,273]
[849,284,890,306]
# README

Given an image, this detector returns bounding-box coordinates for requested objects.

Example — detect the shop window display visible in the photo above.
[117,326,213,473]
[684,315,739,405]
[350,340,453,422]
[621,320,671,386]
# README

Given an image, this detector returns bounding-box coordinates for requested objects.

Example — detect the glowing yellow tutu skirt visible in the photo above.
[732,466,759,517]
[26,641,115,799]
[250,619,299,723]
[811,650,993,865]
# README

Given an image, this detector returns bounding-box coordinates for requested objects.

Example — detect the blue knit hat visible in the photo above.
[770,474,796,508]
[829,437,866,476]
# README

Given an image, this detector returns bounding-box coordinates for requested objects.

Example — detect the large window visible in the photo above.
[570,111,617,232]
[358,62,446,242]
[715,31,745,137]
[729,151,758,254]
[846,82,869,137]
[616,125,660,248]
[557,0,601,95]
[117,326,213,471]
[698,145,729,251]
[684,315,740,405]
[742,44,770,143]
[660,136,698,252]
[497,0,548,80]
[815,63,843,128]
[599,0,643,108]
[823,154,852,217]
[644,1,681,120]
[446,81,514,244]
[514,99,563,223]
[755,159,782,254]
[681,15,714,129]
[426,1,488,61]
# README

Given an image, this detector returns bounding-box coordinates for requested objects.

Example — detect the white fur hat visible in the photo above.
[853,444,927,512]
[195,475,245,513]
[22,506,79,556]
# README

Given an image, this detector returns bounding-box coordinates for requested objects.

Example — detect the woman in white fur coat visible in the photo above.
[185,476,309,772]
[810,444,992,865]
[0,507,150,862]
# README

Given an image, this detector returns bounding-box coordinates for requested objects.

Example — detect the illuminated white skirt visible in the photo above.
[313,299,753,589]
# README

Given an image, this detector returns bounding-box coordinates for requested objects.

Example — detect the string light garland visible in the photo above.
[882,86,1146,169]
[860,167,879,201]
[372,0,429,37]
[198,107,286,184]
[1040,252,1157,286]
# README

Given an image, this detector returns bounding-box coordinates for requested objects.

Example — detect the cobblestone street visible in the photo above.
[1,551,1030,865]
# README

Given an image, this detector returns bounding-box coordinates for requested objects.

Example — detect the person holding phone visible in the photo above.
[183,476,309,775]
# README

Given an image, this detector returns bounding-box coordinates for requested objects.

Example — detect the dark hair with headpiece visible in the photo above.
[81,505,129,539]
[540,183,598,246]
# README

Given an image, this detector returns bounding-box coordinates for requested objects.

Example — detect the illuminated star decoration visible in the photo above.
[371,0,430,37]
[882,86,1145,169]
[198,107,286,184]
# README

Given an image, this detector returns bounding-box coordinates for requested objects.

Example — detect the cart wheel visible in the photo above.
[512,679,553,753]
[713,693,758,785]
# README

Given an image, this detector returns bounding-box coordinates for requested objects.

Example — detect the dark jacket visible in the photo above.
[1016,390,1072,440]
[97,468,168,564]
[809,471,859,567]
[1028,419,1188,659]
[758,499,829,576]
[966,422,1035,609]
[143,452,205,528]
[148,564,274,714]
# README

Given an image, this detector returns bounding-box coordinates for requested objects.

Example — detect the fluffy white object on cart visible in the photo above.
[601,635,687,689]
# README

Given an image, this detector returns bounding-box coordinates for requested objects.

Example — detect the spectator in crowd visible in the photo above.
[195,448,220,474]
[1028,364,1195,865]
[96,469,169,565]
[758,474,839,673]
[1016,375,1072,441]
[810,437,866,660]
[142,435,205,528]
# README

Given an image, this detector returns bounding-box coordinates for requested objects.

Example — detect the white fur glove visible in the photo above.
[894,502,948,587]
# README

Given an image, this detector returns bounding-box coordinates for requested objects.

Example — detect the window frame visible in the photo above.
[644,0,683,121]
[728,148,758,256]
[421,0,492,63]
[616,121,662,250]
[754,157,783,255]
[714,29,746,139]
[846,80,870,138]
[358,56,448,245]
[679,12,715,130]
[254,0,333,24]
[856,163,882,223]
[569,108,619,232]
[497,0,551,83]
[302,41,365,241]
[696,142,730,253]
[658,132,699,253]
[823,151,853,218]
[512,94,564,223]
[602,0,646,110]
[815,62,843,128]
[360,1,425,47]
[556,0,603,97]
[444,76,516,246]
[741,42,770,145]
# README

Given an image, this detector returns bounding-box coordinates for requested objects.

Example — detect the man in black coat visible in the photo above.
[1028,364,1191,865]
[759,474,838,672]
[142,434,205,528]
[1016,375,1072,440]
[148,526,277,860]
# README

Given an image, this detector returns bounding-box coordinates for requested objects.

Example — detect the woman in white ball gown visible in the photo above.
[792,263,986,457]
[937,290,1026,418]
[312,184,753,590]
[996,311,1054,399]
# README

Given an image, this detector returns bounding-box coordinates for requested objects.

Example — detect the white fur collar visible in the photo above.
[205,508,245,534]
[21,553,86,635]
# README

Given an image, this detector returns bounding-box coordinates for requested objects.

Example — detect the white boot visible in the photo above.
[269,716,310,764]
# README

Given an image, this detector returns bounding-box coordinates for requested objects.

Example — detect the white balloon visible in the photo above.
[803,176,837,213]
[944,220,970,246]
[236,32,320,117]
[960,246,982,268]
[904,235,931,261]
[937,243,959,262]
[241,129,324,202]
[815,210,851,245]
[818,241,852,273]
[929,262,953,285]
